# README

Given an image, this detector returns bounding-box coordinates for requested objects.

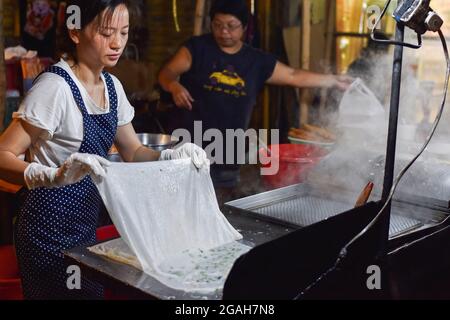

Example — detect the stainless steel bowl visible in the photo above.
[108,133,179,162]
[136,133,179,151]
[107,153,123,163]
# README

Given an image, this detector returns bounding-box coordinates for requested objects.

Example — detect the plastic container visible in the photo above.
[259,144,328,189]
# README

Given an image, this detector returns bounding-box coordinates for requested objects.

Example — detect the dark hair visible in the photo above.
[209,0,249,27]
[58,0,135,62]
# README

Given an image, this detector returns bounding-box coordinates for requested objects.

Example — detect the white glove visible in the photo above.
[159,143,209,170]
[24,153,111,190]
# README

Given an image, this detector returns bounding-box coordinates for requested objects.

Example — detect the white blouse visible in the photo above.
[13,59,135,167]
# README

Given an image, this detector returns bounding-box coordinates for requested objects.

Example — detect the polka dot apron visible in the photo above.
[15,66,118,300]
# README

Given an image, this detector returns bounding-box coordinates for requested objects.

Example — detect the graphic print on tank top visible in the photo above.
[204,64,247,98]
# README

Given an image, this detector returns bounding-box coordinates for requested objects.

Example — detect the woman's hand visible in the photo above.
[54,153,111,185]
[168,82,194,110]
[24,153,111,189]
[159,143,209,170]
[326,74,354,91]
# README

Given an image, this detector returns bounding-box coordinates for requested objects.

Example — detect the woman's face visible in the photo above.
[72,4,129,68]
[211,13,245,49]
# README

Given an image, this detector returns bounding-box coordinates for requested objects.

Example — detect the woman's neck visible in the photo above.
[219,41,244,55]
[69,59,103,86]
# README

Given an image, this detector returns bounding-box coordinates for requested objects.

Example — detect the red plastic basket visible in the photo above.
[260,144,328,189]
[96,225,120,242]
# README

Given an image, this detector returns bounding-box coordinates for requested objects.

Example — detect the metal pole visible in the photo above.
[193,0,206,36]
[0,0,5,132]
[300,0,311,126]
[381,20,406,245]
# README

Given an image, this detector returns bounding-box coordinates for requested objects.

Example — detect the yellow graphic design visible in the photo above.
[205,69,247,97]
[210,70,245,88]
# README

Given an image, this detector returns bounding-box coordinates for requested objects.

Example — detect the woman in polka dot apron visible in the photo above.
[0,0,208,300]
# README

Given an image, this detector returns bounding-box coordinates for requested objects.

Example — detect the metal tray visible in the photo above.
[225,184,449,239]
